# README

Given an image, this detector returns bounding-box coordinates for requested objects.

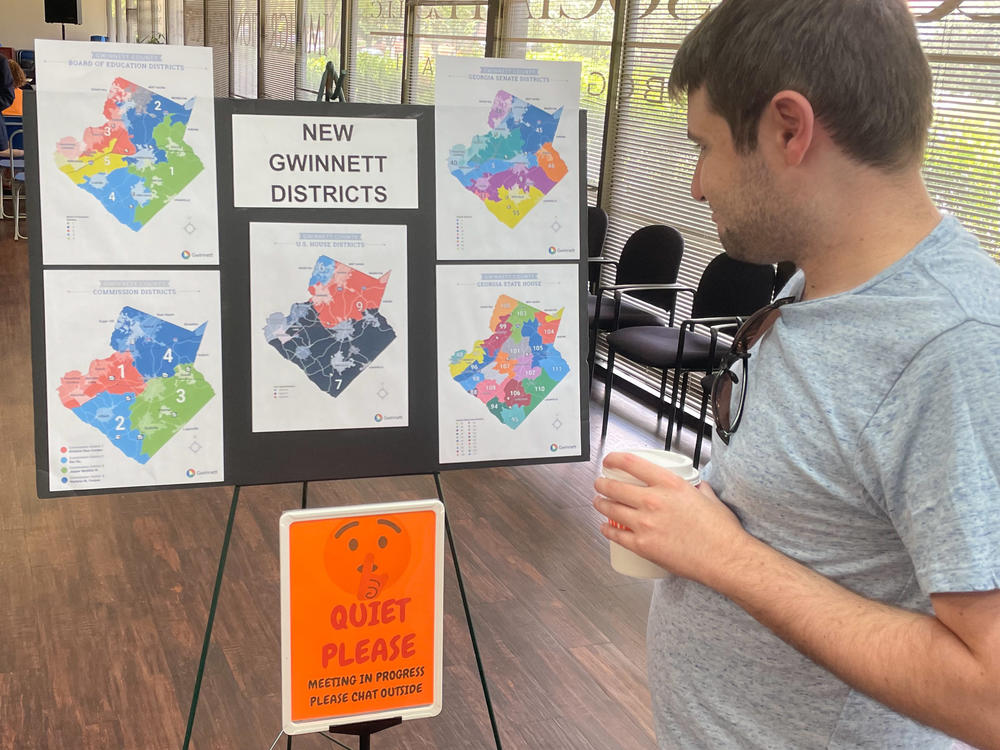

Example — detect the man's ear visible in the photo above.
[761,90,815,167]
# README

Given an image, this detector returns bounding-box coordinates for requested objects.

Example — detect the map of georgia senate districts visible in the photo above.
[58,307,215,464]
[450,295,569,429]
[264,256,396,397]
[448,90,568,229]
[54,77,203,231]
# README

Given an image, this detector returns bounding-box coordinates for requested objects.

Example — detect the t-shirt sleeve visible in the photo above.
[855,319,1000,595]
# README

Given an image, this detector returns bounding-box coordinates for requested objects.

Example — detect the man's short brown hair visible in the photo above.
[669,0,933,171]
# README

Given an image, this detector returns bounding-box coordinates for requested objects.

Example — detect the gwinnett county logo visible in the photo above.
[374,413,384,423]
[548,246,557,255]
[186,468,196,478]
[549,443,558,452]
[181,250,192,259]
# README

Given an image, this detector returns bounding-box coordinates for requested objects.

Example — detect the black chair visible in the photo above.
[588,224,685,383]
[600,253,776,467]
[587,205,609,294]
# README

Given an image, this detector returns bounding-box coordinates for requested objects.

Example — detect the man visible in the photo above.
[0,55,15,146]
[593,1,1000,748]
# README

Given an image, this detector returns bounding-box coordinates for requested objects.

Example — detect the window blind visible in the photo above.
[231,0,259,97]
[348,0,405,102]
[498,0,614,197]
[297,0,343,99]
[205,0,231,96]
[404,1,489,105]
[261,0,298,98]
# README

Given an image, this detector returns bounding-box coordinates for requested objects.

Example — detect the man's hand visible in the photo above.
[593,451,750,587]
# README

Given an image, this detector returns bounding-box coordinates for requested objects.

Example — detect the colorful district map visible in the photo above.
[447,91,568,229]
[54,77,203,231]
[264,256,396,397]
[57,308,215,464]
[449,295,569,429]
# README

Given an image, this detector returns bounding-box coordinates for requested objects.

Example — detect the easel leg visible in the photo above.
[286,481,310,750]
[182,485,241,750]
[434,473,503,750]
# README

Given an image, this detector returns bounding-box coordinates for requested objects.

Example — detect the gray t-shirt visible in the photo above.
[647,215,1000,749]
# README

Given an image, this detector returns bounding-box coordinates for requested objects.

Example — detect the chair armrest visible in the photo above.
[605,283,695,294]
[676,316,742,365]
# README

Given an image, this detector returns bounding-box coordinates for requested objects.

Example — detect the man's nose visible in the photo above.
[691,158,706,202]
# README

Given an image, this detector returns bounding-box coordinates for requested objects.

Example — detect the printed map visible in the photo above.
[265,256,396,397]
[57,307,214,464]
[449,295,569,428]
[447,91,568,229]
[54,77,203,231]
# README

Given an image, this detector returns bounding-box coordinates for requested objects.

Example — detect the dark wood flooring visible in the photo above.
[0,218,708,749]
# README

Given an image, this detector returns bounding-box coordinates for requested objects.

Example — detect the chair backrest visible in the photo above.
[614,224,684,313]
[586,205,609,290]
[691,253,777,320]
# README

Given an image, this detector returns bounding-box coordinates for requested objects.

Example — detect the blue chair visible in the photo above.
[1,121,25,221]
[12,168,25,239]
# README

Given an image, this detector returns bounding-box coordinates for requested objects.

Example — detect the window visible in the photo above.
[405,0,489,105]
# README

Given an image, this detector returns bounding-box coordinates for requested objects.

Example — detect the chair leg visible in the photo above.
[601,347,616,438]
[13,183,25,241]
[656,370,669,420]
[693,389,710,469]
[665,368,682,448]
[676,371,691,431]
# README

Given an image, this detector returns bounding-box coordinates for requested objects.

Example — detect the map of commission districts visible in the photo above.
[447,91,568,229]
[57,308,215,464]
[449,295,569,428]
[265,256,396,397]
[54,77,203,231]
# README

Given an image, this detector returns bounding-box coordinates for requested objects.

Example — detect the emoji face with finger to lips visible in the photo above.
[324,515,413,601]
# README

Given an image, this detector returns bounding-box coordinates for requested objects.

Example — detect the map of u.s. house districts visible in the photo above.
[450,295,568,429]
[265,256,395,398]
[35,40,218,265]
[54,77,202,232]
[57,308,214,465]
[250,222,408,433]
[447,90,568,230]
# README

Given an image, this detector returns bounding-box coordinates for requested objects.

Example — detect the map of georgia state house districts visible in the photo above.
[449,295,569,429]
[448,90,568,229]
[264,256,397,397]
[54,77,204,231]
[57,308,215,464]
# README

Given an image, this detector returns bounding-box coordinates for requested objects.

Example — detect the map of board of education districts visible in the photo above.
[54,77,203,231]
[447,90,568,229]
[449,295,569,429]
[57,308,215,464]
[264,256,396,397]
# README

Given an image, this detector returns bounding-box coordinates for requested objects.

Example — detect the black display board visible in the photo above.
[28,93,590,497]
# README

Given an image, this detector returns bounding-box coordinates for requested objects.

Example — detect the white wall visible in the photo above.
[1,0,108,51]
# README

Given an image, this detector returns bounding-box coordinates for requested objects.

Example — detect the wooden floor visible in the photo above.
[0,217,709,750]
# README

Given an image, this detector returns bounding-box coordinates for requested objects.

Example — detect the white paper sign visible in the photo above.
[436,263,582,464]
[34,40,219,266]
[232,115,419,208]
[249,222,409,432]
[435,56,581,260]
[43,269,224,492]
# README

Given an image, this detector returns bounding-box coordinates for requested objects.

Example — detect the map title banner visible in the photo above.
[232,115,419,209]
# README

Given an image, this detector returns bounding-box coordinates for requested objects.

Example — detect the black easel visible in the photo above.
[184,476,503,750]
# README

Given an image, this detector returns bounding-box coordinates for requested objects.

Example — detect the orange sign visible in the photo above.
[280,500,444,735]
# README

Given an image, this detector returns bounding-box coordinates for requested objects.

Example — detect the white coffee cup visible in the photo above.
[600,449,701,579]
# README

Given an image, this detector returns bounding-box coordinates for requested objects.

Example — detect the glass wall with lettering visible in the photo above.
[405,0,489,105]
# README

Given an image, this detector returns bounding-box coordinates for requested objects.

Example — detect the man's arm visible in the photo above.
[593,452,1000,750]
